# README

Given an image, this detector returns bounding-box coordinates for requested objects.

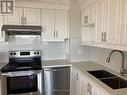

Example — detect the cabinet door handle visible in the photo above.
[24,17,27,24]
[89,84,92,95]
[54,30,55,38]
[21,17,26,25]
[1,31,4,37]
[102,32,104,42]
[76,73,79,81]
[85,16,88,24]
[21,17,24,25]
[104,32,107,42]
[56,30,58,38]
[87,83,90,93]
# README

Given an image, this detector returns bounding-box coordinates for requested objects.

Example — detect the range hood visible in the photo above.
[2,25,42,36]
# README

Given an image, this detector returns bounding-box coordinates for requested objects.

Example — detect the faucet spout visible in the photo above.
[106,50,126,76]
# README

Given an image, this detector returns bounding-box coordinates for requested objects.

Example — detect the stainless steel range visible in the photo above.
[1,50,42,95]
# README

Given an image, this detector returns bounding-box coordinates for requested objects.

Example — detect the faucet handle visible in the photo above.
[120,69,126,76]
[106,57,110,63]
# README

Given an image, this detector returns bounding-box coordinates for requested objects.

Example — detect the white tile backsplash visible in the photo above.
[8,36,42,50]
[0,38,91,62]
[42,42,67,60]
[0,36,126,73]
[90,47,127,72]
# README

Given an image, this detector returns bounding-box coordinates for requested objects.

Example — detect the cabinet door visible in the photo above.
[41,9,55,39]
[121,0,127,45]
[70,67,79,95]
[24,8,41,25]
[76,73,88,95]
[106,0,122,44]
[0,16,5,42]
[95,0,107,43]
[4,7,23,25]
[55,10,69,39]
[82,7,89,25]
[92,86,105,95]
[88,3,96,24]
[82,3,96,25]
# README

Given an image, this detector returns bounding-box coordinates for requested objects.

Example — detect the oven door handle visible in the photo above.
[1,70,42,77]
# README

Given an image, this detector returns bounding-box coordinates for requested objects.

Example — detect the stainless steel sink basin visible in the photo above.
[88,70,116,78]
[100,77,127,89]
[87,70,127,89]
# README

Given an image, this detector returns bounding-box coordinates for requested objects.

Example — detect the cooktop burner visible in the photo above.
[1,50,42,73]
[1,63,42,72]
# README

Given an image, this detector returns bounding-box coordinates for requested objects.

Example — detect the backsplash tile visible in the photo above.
[90,47,127,72]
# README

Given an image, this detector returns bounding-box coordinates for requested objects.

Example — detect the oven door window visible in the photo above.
[7,75,38,94]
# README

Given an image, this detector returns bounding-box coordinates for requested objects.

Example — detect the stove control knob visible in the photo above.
[34,52,36,54]
[14,53,16,55]
[10,53,13,55]
[37,52,39,54]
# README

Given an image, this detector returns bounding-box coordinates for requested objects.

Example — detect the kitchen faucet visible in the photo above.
[106,50,126,76]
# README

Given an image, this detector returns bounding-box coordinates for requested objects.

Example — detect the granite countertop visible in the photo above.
[42,60,72,68]
[42,60,127,95]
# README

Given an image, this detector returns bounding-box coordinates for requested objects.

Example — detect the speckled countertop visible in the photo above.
[42,60,127,95]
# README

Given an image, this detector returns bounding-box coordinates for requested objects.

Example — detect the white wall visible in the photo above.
[41,41,67,60]
[68,38,91,62]
[90,47,127,72]
[66,0,91,62]
[70,0,81,38]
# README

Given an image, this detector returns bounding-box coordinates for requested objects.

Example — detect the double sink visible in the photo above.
[88,70,127,89]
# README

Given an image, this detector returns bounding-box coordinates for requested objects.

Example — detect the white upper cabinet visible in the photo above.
[41,9,55,39]
[4,7,41,25]
[4,7,23,25]
[0,16,5,42]
[24,8,41,25]
[81,3,96,26]
[81,2,96,43]
[55,10,69,39]
[95,0,122,44]
[95,0,107,43]
[106,0,122,44]
[41,9,69,41]
[121,0,127,45]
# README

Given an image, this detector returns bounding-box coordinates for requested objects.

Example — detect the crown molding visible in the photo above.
[15,0,70,10]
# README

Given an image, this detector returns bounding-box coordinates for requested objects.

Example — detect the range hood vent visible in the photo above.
[2,25,42,36]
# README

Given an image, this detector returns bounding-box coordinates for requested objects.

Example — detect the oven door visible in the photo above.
[1,70,42,95]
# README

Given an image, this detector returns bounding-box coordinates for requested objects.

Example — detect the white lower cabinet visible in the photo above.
[76,72,88,95]
[92,86,105,95]
[75,71,106,95]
